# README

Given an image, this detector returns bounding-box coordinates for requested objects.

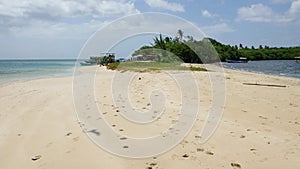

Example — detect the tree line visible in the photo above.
[132,30,300,63]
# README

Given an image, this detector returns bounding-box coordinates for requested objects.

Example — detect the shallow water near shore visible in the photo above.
[222,60,300,79]
[0,59,77,84]
[1,59,299,85]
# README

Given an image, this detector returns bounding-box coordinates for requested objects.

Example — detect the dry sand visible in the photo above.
[0,66,299,169]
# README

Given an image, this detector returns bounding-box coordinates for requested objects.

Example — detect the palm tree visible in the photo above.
[177,29,184,42]
[153,34,166,50]
[153,34,167,61]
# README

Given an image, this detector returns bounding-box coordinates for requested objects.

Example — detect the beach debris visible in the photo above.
[240,135,246,138]
[31,155,42,161]
[123,145,129,149]
[243,82,286,88]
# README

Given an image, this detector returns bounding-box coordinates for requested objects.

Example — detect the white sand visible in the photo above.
[0,66,299,169]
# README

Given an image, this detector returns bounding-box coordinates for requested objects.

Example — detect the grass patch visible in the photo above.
[189,66,207,71]
[106,62,207,72]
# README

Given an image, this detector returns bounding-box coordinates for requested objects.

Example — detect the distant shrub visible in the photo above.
[107,62,120,70]
[189,66,207,71]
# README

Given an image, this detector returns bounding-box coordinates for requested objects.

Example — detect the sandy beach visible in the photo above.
[0,66,299,169]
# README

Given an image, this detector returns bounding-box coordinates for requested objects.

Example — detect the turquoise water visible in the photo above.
[0,59,77,84]
[0,59,299,85]
[222,60,300,79]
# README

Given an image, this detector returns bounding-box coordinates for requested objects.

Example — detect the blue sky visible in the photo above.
[0,0,299,59]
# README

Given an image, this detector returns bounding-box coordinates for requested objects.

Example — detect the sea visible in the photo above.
[222,60,300,79]
[0,59,78,85]
[0,59,299,85]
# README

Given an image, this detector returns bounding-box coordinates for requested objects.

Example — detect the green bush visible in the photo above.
[189,66,207,71]
[106,62,120,70]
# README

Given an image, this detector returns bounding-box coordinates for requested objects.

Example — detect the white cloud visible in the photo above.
[202,23,235,36]
[269,0,294,3]
[0,0,139,22]
[0,0,140,38]
[237,4,278,22]
[202,10,214,18]
[10,20,109,40]
[287,0,300,18]
[236,3,293,23]
[144,0,185,12]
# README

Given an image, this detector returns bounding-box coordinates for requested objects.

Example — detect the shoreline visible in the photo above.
[1,63,299,88]
[223,67,300,82]
[224,66,300,80]
[0,73,74,87]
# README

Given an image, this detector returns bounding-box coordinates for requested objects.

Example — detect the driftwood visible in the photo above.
[243,82,287,88]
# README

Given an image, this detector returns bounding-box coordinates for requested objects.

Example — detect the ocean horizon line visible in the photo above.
[0,58,79,61]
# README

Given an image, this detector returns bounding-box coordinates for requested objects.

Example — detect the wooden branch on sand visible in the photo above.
[243,83,287,88]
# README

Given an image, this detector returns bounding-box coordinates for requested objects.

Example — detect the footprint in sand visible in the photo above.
[88,129,101,136]
[231,162,241,169]
[205,151,214,155]
[46,142,53,148]
[250,148,257,154]
[195,135,201,139]
[31,155,42,161]
[65,132,72,136]
[182,153,189,158]
[258,115,268,120]
[240,135,246,138]
[119,137,127,140]
[73,137,79,142]
[146,162,157,169]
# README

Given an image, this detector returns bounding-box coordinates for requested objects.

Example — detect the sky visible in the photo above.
[0,0,299,59]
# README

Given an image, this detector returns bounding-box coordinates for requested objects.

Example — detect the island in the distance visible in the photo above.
[132,30,300,63]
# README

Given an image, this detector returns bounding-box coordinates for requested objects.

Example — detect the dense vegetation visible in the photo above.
[133,30,300,63]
